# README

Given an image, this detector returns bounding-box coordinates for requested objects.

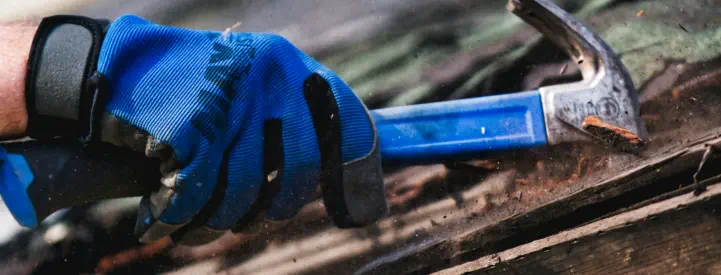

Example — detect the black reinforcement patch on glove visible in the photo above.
[302,73,353,227]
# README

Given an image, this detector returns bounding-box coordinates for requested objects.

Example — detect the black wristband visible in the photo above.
[25,15,110,141]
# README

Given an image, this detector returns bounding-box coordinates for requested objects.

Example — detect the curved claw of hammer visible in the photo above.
[509,0,648,153]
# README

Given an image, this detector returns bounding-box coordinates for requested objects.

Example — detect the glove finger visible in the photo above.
[227,119,286,234]
[134,149,224,243]
[100,113,223,243]
[164,152,232,245]
[264,74,324,221]
[170,112,267,244]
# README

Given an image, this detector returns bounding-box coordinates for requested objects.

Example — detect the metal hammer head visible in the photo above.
[508,0,648,153]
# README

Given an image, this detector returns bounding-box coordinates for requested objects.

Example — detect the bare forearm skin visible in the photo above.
[0,22,36,138]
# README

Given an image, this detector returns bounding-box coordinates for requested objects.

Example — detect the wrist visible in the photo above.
[0,22,37,138]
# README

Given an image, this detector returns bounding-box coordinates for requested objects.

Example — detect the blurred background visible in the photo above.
[2,0,721,274]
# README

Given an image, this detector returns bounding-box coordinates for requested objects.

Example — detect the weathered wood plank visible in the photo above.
[163,120,721,275]
[357,130,721,274]
[437,181,721,275]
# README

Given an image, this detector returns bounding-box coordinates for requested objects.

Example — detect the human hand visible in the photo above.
[92,15,386,245]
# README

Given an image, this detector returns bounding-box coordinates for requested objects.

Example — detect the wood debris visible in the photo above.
[672,89,682,100]
[222,22,242,40]
[678,22,689,33]
[559,63,568,74]
[582,116,646,153]
[96,237,172,273]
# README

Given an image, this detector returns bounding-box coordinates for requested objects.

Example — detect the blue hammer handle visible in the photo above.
[372,90,547,164]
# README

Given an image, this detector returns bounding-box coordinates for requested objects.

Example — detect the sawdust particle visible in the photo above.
[677,22,689,33]
[222,22,243,40]
[672,89,682,100]
[574,155,586,176]
[467,160,498,170]
[641,114,660,121]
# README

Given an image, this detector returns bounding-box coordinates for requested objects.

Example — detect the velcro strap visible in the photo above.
[25,15,109,141]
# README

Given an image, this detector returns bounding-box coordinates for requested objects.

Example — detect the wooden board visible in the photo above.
[437,180,721,275]
[355,130,721,274]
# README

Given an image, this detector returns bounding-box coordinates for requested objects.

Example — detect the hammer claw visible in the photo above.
[510,0,647,147]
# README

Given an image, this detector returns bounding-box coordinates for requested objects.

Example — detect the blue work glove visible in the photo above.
[96,15,386,244]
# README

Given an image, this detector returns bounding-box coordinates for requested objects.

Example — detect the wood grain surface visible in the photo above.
[438,179,721,275]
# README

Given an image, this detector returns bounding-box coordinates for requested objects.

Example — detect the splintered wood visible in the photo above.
[582,116,646,153]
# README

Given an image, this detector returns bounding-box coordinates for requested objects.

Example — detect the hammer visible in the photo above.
[0,0,647,230]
